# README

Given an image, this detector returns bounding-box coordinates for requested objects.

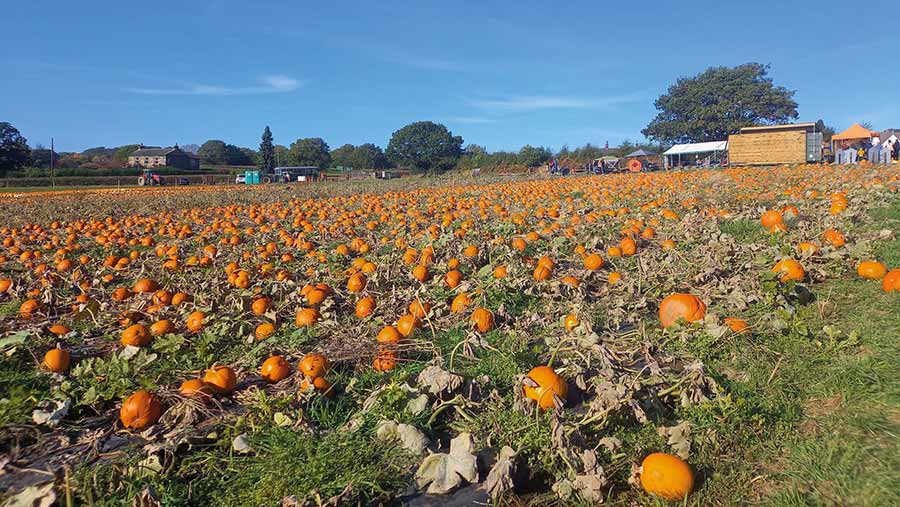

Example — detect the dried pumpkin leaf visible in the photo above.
[414,432,478,495]
[658,420,692,459]
[417,365,463,397]
[482,446,517,499]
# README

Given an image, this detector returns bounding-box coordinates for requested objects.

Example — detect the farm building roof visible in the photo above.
[131,147,200,158]
[662,141,728,155]
[625,149,657,157]
[738,123,816,133]
[131,148,171,156]
[832,123,877,141]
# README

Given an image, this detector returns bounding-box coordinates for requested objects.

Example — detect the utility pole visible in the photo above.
[50,137,55,188]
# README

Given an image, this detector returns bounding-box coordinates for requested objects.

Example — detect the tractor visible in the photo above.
[137,169,164,186]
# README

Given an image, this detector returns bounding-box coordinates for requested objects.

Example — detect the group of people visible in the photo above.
[828,137,900,164]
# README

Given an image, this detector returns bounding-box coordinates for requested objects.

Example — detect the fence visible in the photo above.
[0,173,234,188]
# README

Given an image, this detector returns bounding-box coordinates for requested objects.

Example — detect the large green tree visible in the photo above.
[352,143,389,169]
[518,145,552,167]
[0,122,31,175]
[331,143,389,169]
[258,126,275,172]
[198,140,230,165]
[386,121,463,173]
[330,144,356,168]
[642,63,798,144]
[274,145,290,166]
[199,140,252,165]
[289,138,331,168]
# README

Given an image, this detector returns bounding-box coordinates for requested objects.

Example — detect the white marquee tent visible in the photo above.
[662,141,728,168]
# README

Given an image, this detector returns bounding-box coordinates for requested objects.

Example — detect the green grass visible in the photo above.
[670,277,900,507]
[870,200,900,222]
[718,219,765,242]
[72,427,416,506]
[0,359,49,426]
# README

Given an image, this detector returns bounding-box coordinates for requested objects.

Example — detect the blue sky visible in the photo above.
[3,0,897,153]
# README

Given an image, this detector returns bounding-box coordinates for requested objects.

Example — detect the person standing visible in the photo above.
[893,139,900,161]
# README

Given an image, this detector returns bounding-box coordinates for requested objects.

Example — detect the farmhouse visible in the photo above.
[727,123,822,165]
[128,145,200,170]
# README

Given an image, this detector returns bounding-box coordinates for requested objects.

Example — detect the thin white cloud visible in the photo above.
[126,75,302,96]
[446,116,496,124]
[469,94,643,112]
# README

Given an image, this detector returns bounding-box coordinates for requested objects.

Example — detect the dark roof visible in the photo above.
[131,146,199,158]
[132,148,173,157]
[739,122,816,134]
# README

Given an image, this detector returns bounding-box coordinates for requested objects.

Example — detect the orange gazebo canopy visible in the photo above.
[832,123,876,141]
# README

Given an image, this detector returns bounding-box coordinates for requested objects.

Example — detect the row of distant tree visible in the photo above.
[2,62,848,177]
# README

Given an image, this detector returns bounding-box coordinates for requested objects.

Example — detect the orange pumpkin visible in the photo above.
[149,319,175,337]
[583,253,604,270]
[179,379,212,398]
[355,296,376,318]
[760,210,784,230]
[658,293,707,328]
[822,229,845,248]
[42,346,70,373]
[561,276,580,287]
[396,314,419,337]
[724,317,750,334]
[373,350,397,372]
[412,264,430,282]
[857,260,887,280]
[255,322,276,340]
[120,390,163,429]
[186,310,207,332]
[377,325,402,344]
[48,324,71,336]
[260,355,292,383]
[523,366,567,410]
[295,307,319,327]
[563,314,579,332]
[883,269,900,293]
[408,300,432,319]
[640,453,694,501]
[451,293,471,313]
[202,365,237,394]
[346,272,367,293]
[121,324,152,347]
[471,307,494,333]
[533,265,551,281]
[19,299,42,318]
[444,270,463,288]
[620,236,637,256]
[251,297,272,315]
[299,375,334,397]
[133,278,158,293]
[299,353,329,378]
[772,259,805,282]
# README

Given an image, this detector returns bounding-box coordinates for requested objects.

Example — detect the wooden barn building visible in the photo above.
[728,123,822,165]
[128,145,201,170]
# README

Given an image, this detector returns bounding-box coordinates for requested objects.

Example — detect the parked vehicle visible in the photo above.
[234,174,246,184]
[177,178,190,186]
[137,169,164,186]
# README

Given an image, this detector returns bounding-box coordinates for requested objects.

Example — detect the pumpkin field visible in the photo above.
[1,165,899,506]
